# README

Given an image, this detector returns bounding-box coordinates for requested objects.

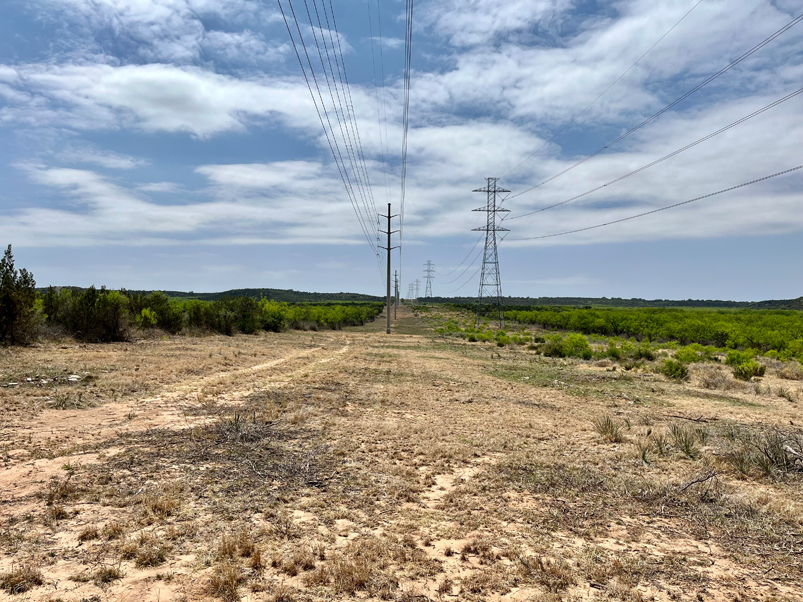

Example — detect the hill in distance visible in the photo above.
[38,287,803,310]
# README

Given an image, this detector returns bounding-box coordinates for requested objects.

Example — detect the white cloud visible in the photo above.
[3,163,373,247]
[2,0,802,262]
[33,0,279,64]
[137,182,184,193]
[58,145,149,169]
[421,0,573,47]
[0,63,319,137]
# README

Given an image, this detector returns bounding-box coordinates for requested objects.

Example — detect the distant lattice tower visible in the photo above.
[473,177,510,328]
[423,260,435,298]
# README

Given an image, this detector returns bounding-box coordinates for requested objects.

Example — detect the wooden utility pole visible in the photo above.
[379,203,399,334]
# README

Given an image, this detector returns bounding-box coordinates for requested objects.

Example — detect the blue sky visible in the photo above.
[1,0,801,301]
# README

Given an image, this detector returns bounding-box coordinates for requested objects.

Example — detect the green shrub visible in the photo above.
[733,360,765,381]
[659,359,688,381]
[563,333,592,359]
[137,307,158,328]
[540,336,566,358]
[259,300,287,332]
[0,245,37,345]
[605,341,623,360]
[674,347,700,364]
[725,349,757,366]
[630,344,655,361]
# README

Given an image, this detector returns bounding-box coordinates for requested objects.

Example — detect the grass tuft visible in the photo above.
[592,415,624,443]
[0,565,45,594]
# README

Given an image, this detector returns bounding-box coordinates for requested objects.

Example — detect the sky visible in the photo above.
[0,0,801,301]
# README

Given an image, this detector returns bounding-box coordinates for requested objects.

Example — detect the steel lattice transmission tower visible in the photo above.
[472,177,510,328]
[423,261,435,298]
[414,279,421,299]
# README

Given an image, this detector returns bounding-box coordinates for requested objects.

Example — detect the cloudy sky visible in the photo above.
[1,0,801,300]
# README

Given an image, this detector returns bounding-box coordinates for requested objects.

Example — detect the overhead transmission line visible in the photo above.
[506,12,803,201]
[501,0,706,180]
[301,0,375,232]
[508,164,803,242]
[276,0,379,263]
[441,236,483,281]
[438,262,483,295]
[366,0,392,209]
[509,86,803,220]
[398,0,414,286]
[322,0,378,217]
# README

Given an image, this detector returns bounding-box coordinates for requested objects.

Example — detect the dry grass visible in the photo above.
[592,414,624,442]
[778,361,803,380]
[0,565,44,594]
[209,561,245,602]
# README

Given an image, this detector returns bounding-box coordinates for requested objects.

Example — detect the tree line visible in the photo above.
[0,246,381,345]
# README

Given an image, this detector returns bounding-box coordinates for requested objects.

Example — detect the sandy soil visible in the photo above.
[1,306,801,602]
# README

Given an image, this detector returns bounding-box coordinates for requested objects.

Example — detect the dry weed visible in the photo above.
[272,547,316,576]
[0,565,45,594]
[592,415,624,443]
[695,364,740,390]
[209,561,245,602]
[78,525,99,541]
[518,555,575,593]
[778,362,803,380]
[102,521,125,540]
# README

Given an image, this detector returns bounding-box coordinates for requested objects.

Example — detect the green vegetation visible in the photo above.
[732,361,766,381]
[0,245,39,345]
[40,288,382,342]
[659,359,689,381]
[0,250,382,345]
[498,306,803,359]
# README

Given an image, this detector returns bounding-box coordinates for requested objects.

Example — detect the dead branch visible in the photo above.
[678,471,720,494]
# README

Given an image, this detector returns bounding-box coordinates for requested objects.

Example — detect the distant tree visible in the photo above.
[0,245,37,345]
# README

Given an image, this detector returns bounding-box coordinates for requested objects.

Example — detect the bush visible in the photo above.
[52,286,130,342]
[260,300,287,332]
[631,344,655,361]
[725,349,757,366]
[540,337,566,358]
[563,333,592,359]
[0,245,38,345]
[605,341,623,360]
[659,359,689,381]
[733,360,765,381]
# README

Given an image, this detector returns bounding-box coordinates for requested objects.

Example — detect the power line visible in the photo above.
[399,0,415,286]
[508,164,803,241]
[438,263,482,295]
[283,0,376,253]
[509,86,803,220]
[507,12,803,202]
[323,0,379,218]
[441,237,483,281]
[276,0,378,257]
[501,0,706,180]
[303,0,375,233]
[366,0,392,209]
